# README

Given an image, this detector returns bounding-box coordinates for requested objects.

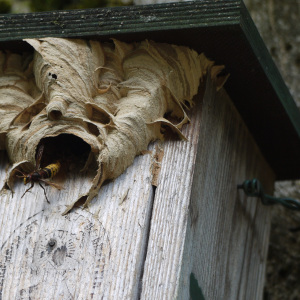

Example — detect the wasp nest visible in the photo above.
[0,38,226,213]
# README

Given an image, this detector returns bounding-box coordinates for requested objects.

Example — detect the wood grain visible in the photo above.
[0,145,155,299]
[0,78,274,299]
[140,77,275,300]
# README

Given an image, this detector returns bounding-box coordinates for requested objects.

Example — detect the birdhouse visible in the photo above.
[0,1,299,299]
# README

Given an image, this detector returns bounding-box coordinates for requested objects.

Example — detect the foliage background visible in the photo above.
[0,0,299,299]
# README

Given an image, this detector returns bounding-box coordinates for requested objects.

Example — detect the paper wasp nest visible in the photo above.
[0,38,225,213]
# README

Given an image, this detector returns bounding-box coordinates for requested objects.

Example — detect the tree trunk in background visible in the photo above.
[244,0,300,107]
[132,0,300,299]
[243,1,300,299]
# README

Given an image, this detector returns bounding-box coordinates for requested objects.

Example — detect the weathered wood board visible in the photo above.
[141,78,275,300]
[0,144,156,299]
[0,78,275,299]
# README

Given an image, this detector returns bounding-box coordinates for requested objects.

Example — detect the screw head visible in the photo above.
[48,239,56,248]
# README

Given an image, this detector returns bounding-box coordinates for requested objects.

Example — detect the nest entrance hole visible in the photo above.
[48,109,62,121]
[37,134,95,175]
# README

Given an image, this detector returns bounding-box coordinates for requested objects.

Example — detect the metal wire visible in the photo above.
[237,179,300,211]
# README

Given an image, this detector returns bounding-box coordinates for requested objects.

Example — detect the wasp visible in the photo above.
[16,144,63,202]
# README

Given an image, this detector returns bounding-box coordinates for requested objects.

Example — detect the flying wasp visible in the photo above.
[16,144,63,202]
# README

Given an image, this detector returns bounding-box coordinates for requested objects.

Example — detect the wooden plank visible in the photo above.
[140,77,275,299]
[0,1,240,42]
[0,144,155,299]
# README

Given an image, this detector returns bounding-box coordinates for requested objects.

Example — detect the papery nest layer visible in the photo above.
[0,38,228,214]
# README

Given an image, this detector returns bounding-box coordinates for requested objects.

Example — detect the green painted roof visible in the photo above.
[0,0,299,179]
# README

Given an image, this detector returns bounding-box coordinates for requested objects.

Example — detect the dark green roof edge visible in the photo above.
[0,1,241,40]
[0,0,299,180]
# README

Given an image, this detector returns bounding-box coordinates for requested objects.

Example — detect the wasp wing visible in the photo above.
[40,179,64,190]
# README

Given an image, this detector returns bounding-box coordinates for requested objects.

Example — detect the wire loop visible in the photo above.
[237,179,300,211]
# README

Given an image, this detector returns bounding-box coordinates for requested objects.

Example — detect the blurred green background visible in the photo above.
[0,0,132,14]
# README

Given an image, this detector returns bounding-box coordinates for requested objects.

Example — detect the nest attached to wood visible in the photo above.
[0,38,226,214]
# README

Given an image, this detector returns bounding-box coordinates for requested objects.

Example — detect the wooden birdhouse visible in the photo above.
[0,1,299,299]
